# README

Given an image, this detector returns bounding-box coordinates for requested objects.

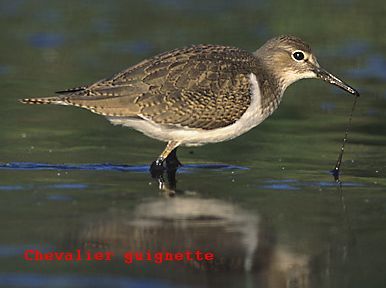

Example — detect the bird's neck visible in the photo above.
[253,65,286,117]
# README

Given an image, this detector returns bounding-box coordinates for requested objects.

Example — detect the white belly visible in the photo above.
[108,73,269,146]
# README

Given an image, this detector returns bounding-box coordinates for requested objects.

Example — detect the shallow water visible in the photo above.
[0,1,386,287]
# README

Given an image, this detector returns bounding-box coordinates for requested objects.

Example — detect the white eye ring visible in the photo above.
[292,50,305,62]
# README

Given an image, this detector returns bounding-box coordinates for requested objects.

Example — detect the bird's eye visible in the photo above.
[292,51,305,61]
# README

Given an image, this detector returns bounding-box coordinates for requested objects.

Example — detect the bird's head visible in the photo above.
[255,35,359,96]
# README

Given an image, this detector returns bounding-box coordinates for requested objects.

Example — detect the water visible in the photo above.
[0,0,385,287]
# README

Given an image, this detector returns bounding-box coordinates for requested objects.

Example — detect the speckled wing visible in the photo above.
[56,45,259,130]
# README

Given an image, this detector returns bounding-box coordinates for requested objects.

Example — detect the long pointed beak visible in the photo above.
[314,66,360,96]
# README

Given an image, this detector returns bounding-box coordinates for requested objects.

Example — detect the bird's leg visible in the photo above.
[150,141,180,176]
[165,147,182,169]
[150,142,181,193]
[161,147,181,192]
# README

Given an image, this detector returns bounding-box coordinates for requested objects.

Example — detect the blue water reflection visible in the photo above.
[28,33,65,49]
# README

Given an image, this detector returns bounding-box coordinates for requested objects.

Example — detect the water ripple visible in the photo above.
[0,162,248,173]
[0,273,175,288]
[260,178,364,191]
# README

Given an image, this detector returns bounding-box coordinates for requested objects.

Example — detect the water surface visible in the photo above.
[0,1,385,287]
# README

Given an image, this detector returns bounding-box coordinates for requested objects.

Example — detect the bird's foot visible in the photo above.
[149,155,182,177]
[149,160,176,194]
[149,151,182,193]
[150,158,165,178]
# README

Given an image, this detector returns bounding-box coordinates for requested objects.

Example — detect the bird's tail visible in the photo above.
[19,97,64,105]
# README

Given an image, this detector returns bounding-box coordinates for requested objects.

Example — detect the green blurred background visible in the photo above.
[0,0,385,287]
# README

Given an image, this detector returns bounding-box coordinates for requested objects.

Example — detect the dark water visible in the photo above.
[1,0,386,287]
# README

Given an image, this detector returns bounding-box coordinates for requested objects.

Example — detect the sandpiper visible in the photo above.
[21,35,359,171]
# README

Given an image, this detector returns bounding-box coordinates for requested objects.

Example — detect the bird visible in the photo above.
[21,35,359,173]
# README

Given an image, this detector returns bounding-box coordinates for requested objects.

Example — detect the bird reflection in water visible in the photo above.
[65,196,310,288]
